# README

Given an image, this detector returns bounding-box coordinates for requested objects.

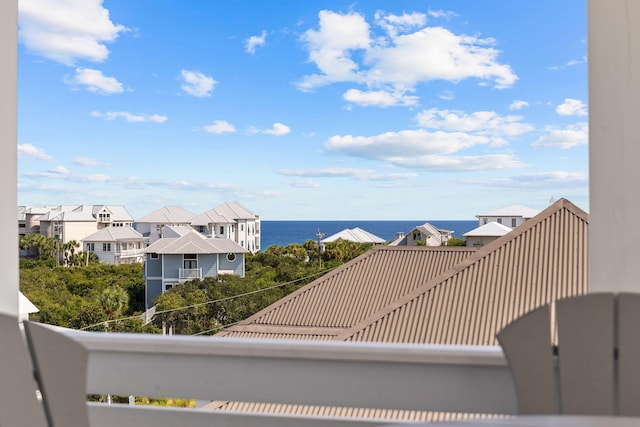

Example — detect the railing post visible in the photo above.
[589,0,640,293]
[0,0,18,316]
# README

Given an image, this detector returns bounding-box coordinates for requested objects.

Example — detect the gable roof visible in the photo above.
[476,204,541,219]
[144,229,248,255]
[219,198,587,346]
[321,227,386,244]
[36,205,133,222]
[191,202,258,226]
[463,222,513,237]
[135,206,196,224]
[82,226,145,242]
[218,246,477,340]
[340,198,588,345]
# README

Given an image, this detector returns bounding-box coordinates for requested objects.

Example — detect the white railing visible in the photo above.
[20,320,519,427]
[116,248,144,257]
[179,268,202,280]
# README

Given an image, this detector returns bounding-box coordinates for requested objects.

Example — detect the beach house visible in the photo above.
[81,226,147,265]
[134,205,196,244]
[190,202,261,253]
[143,226,248,308]
[389,222,453,246]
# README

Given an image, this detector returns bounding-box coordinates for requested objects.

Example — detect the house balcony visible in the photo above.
[17,322,519,427]
[116,248,145,258]
[179,268,203,281]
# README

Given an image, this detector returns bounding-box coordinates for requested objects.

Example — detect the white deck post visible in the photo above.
[0,0,18,316]
[588,1,640,293]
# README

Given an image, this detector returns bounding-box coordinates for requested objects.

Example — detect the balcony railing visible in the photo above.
[179,268,203,280]
[116,248,144,257]
[17,319,518,427]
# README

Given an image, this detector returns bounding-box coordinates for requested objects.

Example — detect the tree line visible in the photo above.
[20,237,375,334]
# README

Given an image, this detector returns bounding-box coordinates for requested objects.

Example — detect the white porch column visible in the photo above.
[589,1,640,292]
[0,0,18,316]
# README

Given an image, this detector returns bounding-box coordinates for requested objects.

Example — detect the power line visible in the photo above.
[80,267,335,331]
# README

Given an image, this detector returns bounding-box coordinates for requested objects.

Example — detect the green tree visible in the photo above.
[97,285,130,320]
[447,237,467,246]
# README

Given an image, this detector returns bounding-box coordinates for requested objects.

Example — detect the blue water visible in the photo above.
[260,220,478,249]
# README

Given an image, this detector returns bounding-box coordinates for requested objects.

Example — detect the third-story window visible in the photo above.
[512,218,517,227]
[219,226,224,235]
[87,243,95,251]
[103,243,111,252]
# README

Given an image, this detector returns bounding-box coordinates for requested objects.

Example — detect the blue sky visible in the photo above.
[17,0,588,220]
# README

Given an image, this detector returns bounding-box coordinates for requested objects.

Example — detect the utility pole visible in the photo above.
[316,229,324,269]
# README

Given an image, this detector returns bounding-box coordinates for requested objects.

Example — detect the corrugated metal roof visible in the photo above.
[463,222,513,237]
[477,204,541,218]
[144,229,248,254]
[82,226,144,242]
[135,206,196,224]
[205,401,505,423]
[342,198,588,345]
[217,246,477,339]
[191,202,258,225]
[321,227,386,244]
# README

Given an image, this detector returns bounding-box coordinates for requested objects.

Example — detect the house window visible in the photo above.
[184,254,197,269]
[103,243,111,252]
[150,253,159,259]
[86,243,95,251]
[219,226,224,235]
[483,218,488,224]
[497,218,502,224]
[163,283,177,293]
[512,218,517,227]
[240,224,244,231]
[98,213,111,222]
[227,253,236,261]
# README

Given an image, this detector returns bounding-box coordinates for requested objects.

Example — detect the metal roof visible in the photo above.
[220,198,587,346]
[36,205,133,222]
[342,198,588,345]
[82,226,145,242]
[205,401,502,423]
[476,204,541,219]
[135,206,196,224]
[218,246,477,339]
[320,227,386,244]
[191,202,258,225]
[463,222,513,237]
[144,229,248,254]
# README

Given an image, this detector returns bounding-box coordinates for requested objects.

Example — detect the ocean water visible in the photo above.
[260,220,478,249]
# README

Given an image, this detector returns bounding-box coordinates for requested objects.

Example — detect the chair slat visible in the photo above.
[497,305,558,414]
[616,293,640,416]
[556,293,615,415]
[25,321,92,427]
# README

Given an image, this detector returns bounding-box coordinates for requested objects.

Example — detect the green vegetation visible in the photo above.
[20,238,374,335]
[447,237,467,246]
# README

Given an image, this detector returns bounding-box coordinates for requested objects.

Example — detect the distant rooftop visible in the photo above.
[476,204,541,219]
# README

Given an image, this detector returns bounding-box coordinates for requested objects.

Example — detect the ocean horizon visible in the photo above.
[260,220,478,249]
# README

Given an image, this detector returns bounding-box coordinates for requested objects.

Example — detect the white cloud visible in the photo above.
[246,30,267,54]
[556,98,588,116]
[278,167,417,181]
[342,88,418,107]
[69,68,123,94]
[533,122,589,149]
[374,11,426,38]
[262,123,291,136]
[324,126,527,172]
[203,120,236,134]
[416,108,534,139]
[427,9,458,19]
[73,156,99,166]
[91,111,167,123]
[180,70,217,97]
[17,143,52,161]
[511,171,588,186]
[297,10,517,97]
[48,165,69,174]
[18,0,127,65]
[509,100,529,110]
[298,10,371,90]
